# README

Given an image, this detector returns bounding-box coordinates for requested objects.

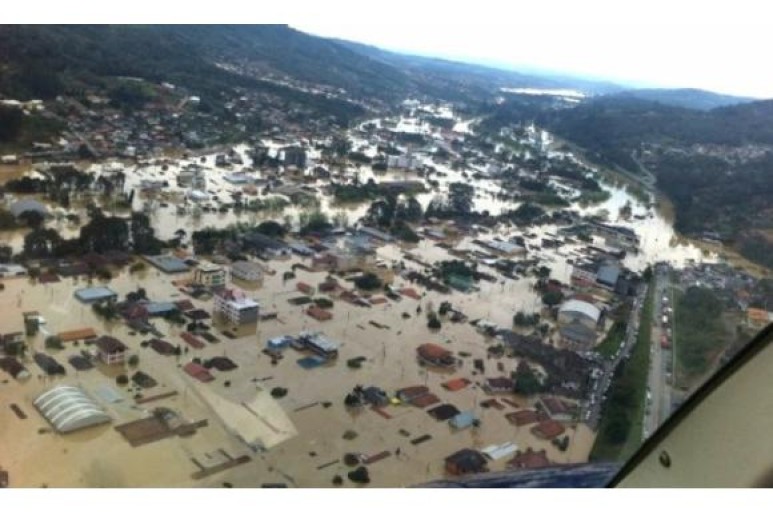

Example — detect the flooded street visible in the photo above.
[0,121,727,488]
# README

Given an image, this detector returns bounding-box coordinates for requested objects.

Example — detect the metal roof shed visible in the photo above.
[33,385,111,433]
[74,286,118,304]
[481,442,518,461]
[449,411,476,430]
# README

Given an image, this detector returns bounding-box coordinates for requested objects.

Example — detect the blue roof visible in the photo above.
[144,255,190,273]
[450,411,476,429]
[596,264,620,286]
[74,286,118,303]
[145,302,177,315]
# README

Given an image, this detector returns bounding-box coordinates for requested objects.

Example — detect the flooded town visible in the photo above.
[1,95,770,489]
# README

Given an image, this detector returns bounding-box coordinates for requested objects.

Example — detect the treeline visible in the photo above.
[481,95,773,270]
[674,286,730,380]
[0,25,366,126]
[22,209,163,259]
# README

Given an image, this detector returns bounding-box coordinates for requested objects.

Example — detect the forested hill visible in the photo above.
[0,25,408,104]
[0,25,616,107]
[605,88,753,111]
[539,96,773,269]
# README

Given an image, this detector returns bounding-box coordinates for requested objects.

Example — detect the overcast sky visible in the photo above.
[290,1,773,99]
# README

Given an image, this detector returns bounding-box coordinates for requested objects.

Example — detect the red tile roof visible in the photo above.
[442,378,471,392]
[531,420,566,440]
[507,449,551,469]
[417,343,452,360]
[183,362,214,382]
[505,410,546,427]
[540,396,571,415]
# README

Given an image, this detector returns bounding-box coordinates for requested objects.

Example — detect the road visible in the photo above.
[585,282,648,430]
[643,265,674,438]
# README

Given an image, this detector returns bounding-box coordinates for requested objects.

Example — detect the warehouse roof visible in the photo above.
[558,299,601,323]
[33,385,111,433]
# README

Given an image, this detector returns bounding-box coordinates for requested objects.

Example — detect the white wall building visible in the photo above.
[193,261,227,288]
[214,288,260,326]
[230,261,264,284]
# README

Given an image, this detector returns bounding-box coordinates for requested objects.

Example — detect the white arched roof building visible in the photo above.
[558,299,601,330]
[9,199,49,218]
[33,385,111,433]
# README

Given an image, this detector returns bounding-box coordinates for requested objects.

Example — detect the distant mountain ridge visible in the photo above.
[606,88,755,110]
[0,24,623,108]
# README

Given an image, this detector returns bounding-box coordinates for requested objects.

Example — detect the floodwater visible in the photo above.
[1,255,593,487]
[0,116,725,487]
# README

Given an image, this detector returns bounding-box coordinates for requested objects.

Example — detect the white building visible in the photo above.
[214,288,259,326]
[193,261,227,288]
[230,260,264,284]
[33,385,111,433]
[387,154,421,170]
[558,299,601,330]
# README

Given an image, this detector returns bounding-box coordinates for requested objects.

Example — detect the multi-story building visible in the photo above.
[213,289,259,326]
[193,262,227,288]
[230,260,264,284]
[94,336,128,366]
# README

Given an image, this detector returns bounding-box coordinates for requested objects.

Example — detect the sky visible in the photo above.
[9,0,773,98]
[288,1,773,98]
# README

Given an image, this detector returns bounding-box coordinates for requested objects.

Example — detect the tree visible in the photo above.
[447,182,474,215]
[365,194,397,228]
[128,355,139,367]
[542,290,564,307]
[0,106,23,142]
[116,374,129,386]
[80,211,129,253]
[536,266,552,279]
[17,210,45,229]
[427,313,442,330]
[394,195,423,223]
[605,412,631,445]
[513,363,542,395]
[23,228,62,259]
[347,466,370,484]
[299,210,332,235]
[45,335,63,350]
[130,212,162,254]
[255,220,286,238]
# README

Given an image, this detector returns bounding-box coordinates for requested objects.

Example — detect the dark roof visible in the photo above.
[205,356,238,371]
[396,385,430,401]
[0,357,27,378]
[532,420,566,439]
[539,397,571,416]
[507,449,551,469]
[427,403,460,421]
[150,339,176,355]
[95,335,128,354]
[445,449,488,474]
[243,232,289,251]
[33,353,66,376]
[505,410,546,427]
[68,355,94,371]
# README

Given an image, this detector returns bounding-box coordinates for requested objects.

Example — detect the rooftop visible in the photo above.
[33,385,111,433]
[74,286,118,303]
[144,254,190,274]
[559,299,601,322]
[95,335,128,354]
